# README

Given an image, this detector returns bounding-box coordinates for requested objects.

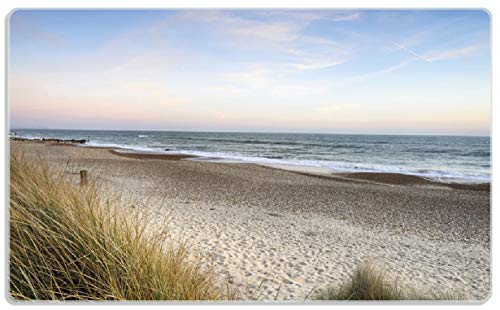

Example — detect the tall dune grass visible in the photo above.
[315,262,467,301]
[9,154,224,301]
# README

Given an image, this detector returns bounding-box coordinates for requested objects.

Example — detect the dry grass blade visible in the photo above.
[9,154,225,301]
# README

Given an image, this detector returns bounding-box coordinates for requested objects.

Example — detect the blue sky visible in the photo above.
[9,10,491,135]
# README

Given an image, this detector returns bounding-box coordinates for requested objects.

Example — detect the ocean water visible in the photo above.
[11,129,490,183]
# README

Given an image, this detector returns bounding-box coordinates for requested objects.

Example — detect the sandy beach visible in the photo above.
[10,140,491,300]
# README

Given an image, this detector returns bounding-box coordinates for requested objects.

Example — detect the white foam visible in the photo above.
[16,134,489,184]
[82,141,165,154]
[171,149,490,184]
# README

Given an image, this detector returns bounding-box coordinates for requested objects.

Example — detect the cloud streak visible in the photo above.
[175,10,356,71]
[392,42,430,62]
[258,11,361,22]
[349,40,487,84]
[349,61,413,83]
[424,44,486,62]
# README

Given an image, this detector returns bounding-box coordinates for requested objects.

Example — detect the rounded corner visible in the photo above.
[477,8,492,23]
[6,8,23,26]
[5,291,22,304]
[475,287,492,304]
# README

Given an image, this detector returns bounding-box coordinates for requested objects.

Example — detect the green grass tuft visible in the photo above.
[316,262,467,301]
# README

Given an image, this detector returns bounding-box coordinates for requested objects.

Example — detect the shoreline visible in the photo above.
[10,140,491,300]
[10,137,490,190]
[105,145,491,192]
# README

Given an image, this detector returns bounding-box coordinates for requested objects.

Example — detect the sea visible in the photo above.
[11,129,491,184]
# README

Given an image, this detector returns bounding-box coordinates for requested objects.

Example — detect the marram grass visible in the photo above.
[315,262,467,301]
[9,154,225,301]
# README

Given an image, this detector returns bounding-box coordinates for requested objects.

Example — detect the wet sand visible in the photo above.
[10,140,491,300]
[339,172,490,191]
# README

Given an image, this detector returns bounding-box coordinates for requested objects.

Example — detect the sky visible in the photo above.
[8,10,491,135]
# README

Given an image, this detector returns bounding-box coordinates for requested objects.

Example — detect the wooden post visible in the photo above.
[80,170,88,186]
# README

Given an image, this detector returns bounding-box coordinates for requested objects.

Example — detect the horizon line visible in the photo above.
[9,127,491,138]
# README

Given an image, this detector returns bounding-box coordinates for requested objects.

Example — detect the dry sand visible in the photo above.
[10,141,491,300]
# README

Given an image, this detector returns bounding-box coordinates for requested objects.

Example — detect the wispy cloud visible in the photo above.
[227,22,301,43]
[349,42,486,84]
[392,42,430,62]
[349,61,413,83]
[175,10,356,71]
[424,44,486,62]
[176,11,301,45]
[286,45,348,71]
[393,40,486,63]
[258,11,361,22]
[210,63,330,97]
[290,60,344,71]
